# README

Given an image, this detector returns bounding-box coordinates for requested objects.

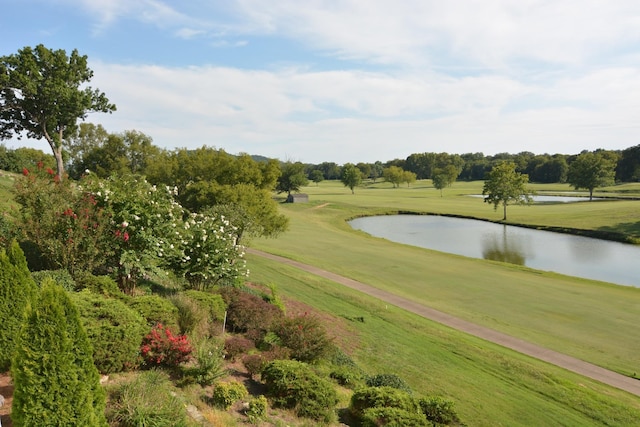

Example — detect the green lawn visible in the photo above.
[248,180,640,419]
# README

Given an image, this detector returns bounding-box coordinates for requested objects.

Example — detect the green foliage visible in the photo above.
[274,313,333,362]
[211,381,249,410]
[482,161,534,220]
[72,290,148,373]
[107,370,189,427]
[276,161,308,195]
[12,280,107,427]
[419,396,460,426]
[183,289,227,321]
[383,166,406,188]
[182,338,226,387]
[361,406,428,427]
[340,163,363,194]
[330,366,366,389]
[74,272,124,297]
[170,292,212,338]
[366,373,413,395]
[245,395,268,423]
[350,386,419,421]
[31,269,75,291]
[567,151,617,200]
[261,359,338,423]
[126,293,180,330]
[0,240,37,371]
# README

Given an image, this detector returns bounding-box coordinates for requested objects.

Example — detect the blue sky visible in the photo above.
[2,0,640,164]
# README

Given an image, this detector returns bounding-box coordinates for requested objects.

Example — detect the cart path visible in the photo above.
[247,248,640,397]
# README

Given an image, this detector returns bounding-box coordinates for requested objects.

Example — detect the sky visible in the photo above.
[1,0,640,164]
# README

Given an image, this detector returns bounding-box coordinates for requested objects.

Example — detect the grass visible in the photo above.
[251,181,640,376]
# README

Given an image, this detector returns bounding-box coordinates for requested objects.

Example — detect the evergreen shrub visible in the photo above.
[361,406,428,427]
[261,359,338,423]
[350,386,419,420]
[245,395,268,423]
[72,290,148,373]
[31,269,75,291]
[366,373,413,394]
[211,381,249,410]
[126,294,179,330]
[183,289,226,321]
[419,396,461,426]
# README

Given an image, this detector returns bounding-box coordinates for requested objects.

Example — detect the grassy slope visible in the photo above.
[247,180,640,425]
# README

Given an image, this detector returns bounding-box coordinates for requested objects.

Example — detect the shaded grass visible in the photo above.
[251,181,640,376]
[248,254,640,426]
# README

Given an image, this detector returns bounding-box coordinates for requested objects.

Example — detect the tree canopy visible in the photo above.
[340,163,362,194]
[276,161,308,195]
[0,45,116,180]
[567,151,617,200]
[482,162,534,221]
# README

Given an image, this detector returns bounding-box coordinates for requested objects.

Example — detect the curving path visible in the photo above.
[247,248,640,397]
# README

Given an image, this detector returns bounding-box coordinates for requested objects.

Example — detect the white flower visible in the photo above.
[121,221,129,228]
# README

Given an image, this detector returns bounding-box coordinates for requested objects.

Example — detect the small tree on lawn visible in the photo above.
[482,162,534,221]
[340,163,362,194]
[12,279,107,426]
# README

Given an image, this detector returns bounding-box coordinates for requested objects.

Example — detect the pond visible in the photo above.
[349,215,640,287]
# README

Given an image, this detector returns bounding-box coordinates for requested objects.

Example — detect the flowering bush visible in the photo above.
[140,323,193,368]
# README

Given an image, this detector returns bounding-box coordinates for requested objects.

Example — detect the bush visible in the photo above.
[141,323,193,368]
[12,280,107,426]
[211,381,249,410]
[224,336,255,361]
[246,395,268,423]
[0,240,37,371]
[350,386,419,420]
[274,313,333,362]
[31,269,75,291]
[72,290,148,373]
[74,272,124,297]
[182,338,226,387]
[170,292,211,338]
[223,288,284,334]
[107,370,189,427]
[361,406,428,427]
[366,373,413,395]
[183,289,227,321]
[126,294,180,330]
[419,396,461,426]
[330,366,366,389]
[261,359,338,423]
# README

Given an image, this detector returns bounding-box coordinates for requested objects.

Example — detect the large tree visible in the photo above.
[0,45,115,180]
[567,151,617,200]
[340,163,362,194]
[276,161,308,195]
[482,162,534,221]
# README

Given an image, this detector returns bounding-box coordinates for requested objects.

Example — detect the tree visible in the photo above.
[482,162,534,221]
[402,170,417,187]
[382,166,405,188]
[567,151,617,200]
[276,161,308,195]
[309,169,324,186]
[0,45,116,180]
[432,170,448,197]
[12,279,107,426]
[340,163,363,194]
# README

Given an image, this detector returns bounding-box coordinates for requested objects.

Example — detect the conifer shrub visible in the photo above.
[330,366,366,389]
[224,335,255,361]
[31,269,75,291]
[210,381,249,410]
[74,272,124,297]
[72,290,148,373]
[366,373,413,395]
[183,289,226,321]
[274,313,333,362]
[418,396,461,426]
[0,240,37,371]
[107,370,188,427]
[140,323,193,368]
[126,294,180,330]
[350,386,420,421]
[12,280,107,426]
[245,395,268,423]
[361,406,428,427]
[261,359,338,423]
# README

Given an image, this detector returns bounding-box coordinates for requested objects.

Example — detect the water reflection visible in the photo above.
[481,226,527,265]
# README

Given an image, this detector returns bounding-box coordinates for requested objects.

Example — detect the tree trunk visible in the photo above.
[44,128,65,181]
[503,202,507,221]
[589,188,593,201]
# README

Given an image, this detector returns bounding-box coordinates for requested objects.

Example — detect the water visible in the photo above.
[349,215,640,287]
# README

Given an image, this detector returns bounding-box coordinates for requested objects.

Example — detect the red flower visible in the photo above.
[46,168,54,175]
[123,231,130,242]
[22,168,29,176]
[37,160,44,169]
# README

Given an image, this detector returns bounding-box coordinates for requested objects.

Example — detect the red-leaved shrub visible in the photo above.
[224,336,255,361]
[140,323,193,367]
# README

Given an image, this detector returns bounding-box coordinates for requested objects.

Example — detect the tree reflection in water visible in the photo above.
[481,225,526,265]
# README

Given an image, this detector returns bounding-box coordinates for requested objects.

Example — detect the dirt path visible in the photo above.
[247,248,640,397]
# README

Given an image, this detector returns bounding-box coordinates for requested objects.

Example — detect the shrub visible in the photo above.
[31,269,75,291]
[72,290,148,373]
[211,381,249,410]
[12,280,107,426]
[182,338,226,387]
[223,288,284,334]
[141,323,193,368]
[330,366,366,389]
[274,313,333,362]
[170,292,211,338]
[419,396,461,426]
[74,272,124,297]
[246,395,268,423]
[242,346,292,379]
[366,373,413,395]
[183,289,227,321]
[361,406,428,427]
[0,240,37,371]
[224,336,255,361]
[126,294,180,330]
[107,370,189,427]
[350,386,419,420]
[262,359,338,423]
